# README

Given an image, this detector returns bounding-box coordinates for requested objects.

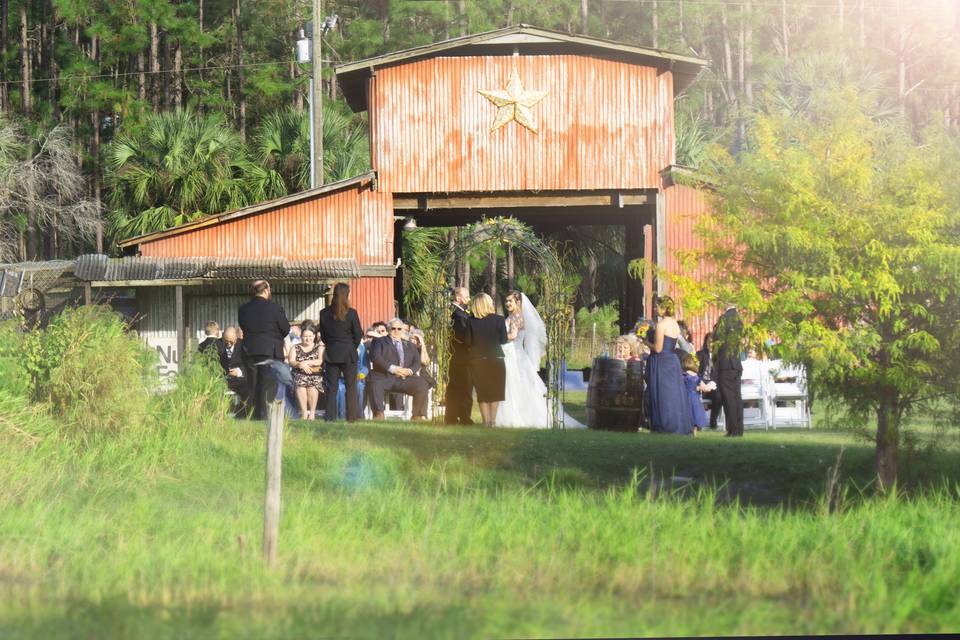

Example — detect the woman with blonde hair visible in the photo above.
[466,292,508,426]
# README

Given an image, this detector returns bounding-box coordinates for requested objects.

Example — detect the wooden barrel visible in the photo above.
[586,357,645,431]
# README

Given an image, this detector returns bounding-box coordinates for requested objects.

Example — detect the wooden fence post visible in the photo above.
[262,398,285,567]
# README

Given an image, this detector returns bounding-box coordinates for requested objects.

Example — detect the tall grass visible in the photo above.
[1,417,958,638]
[1,310,958,637]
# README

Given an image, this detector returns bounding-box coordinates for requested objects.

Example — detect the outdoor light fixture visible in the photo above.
[403,217,418,231]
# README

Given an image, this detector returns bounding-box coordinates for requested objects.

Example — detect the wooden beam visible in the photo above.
[83,282,92,306]
[89,278,350,288]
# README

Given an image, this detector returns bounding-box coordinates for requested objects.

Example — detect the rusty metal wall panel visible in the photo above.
[140,185,394,266]
[370,55,675,193]
[350,277,395,328]
[662,183,719,346]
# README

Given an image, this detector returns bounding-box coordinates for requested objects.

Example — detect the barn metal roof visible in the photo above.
[117,171,377,250]
[336,24,708,112]
[74,255,359,283]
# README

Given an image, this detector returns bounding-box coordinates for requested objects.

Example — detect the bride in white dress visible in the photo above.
[496,292,586,429]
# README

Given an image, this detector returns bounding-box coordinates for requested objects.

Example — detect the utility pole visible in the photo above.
[311,0,324,186]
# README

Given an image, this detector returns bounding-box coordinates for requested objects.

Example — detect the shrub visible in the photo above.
[26,306,158,438]
[0,321,31,399]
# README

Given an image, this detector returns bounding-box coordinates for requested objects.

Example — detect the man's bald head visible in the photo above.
[454,287,470,306]
[223,326,238,345]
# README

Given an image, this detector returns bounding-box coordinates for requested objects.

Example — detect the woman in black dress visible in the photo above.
[318,283,363,422]
[466,293,508,427]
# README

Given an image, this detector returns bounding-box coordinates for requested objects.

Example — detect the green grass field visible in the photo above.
[2,392,960,638]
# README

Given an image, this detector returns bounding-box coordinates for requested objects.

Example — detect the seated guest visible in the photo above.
[288,322,325,420]
[681,353,713,435]
[218,326,249,414]
[367,317,430,420]
[627,334,650,360]
[409,329,437,389]
[199,321,222,353]
[612,336,634,361]
[283,323,302,360]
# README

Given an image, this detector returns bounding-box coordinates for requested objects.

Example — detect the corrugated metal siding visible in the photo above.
[139,184,394,266]
[186,290,327,344]
[137,288,180,382]
[662,183,719,346]
[351,277,395,328]
[370,55,675,193]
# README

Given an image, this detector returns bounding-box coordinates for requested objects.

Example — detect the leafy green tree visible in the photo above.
[679,88,960,489]
[252,102,369,193]
[106,108,283,238]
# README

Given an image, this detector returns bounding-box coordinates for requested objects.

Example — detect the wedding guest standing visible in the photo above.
[318,283,363,422]
[466,293,508,427]
[238,280,290,420]
[646,295,694,435]
[446,287,474,425]
[714,305,745,437]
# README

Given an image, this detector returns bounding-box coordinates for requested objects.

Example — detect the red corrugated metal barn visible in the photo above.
[117,25,717,367]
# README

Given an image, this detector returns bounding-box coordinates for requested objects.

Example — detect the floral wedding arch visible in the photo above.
[427,218,575,428]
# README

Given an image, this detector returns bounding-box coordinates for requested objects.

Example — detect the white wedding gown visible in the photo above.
[495,297,587,430]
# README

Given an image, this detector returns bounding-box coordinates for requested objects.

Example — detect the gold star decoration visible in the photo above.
[477,67,549,134]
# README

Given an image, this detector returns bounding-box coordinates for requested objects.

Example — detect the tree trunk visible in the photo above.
[579,0,588,34]
[859,0,865,50]
[162,33,171,109]
[20,4,30,113]
[744,2,753,108]
[138,48,146,101]
[234,0,246,140]
[581,251,597,310]
[487,245,497,302]
[875,389,899,491]
[721,8,735,104]
[150,22,160,110]
[781,0,789,65]
[173,40,183,108]
[1,0,8,111]
[91,105,103,253]
[651,0,658,48]
[459,0,467,36]
[506,245,515,291]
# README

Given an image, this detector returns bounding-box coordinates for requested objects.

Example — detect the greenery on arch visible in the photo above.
[427,218,575,429]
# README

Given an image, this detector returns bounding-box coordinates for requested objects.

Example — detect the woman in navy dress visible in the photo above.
[645,296,694,435]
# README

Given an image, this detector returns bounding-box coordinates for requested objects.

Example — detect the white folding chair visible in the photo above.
[740,358,773,430]
[770,363,811,429]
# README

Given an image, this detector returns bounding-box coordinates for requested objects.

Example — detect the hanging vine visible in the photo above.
[427,217,575,429]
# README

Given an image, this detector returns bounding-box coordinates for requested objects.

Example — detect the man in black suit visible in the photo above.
[367,318,430,420]
[445,286,473,425]
[198,321,222,354]
[237,280,290,420]
[714,306,744,437]
[218,326,249,415]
